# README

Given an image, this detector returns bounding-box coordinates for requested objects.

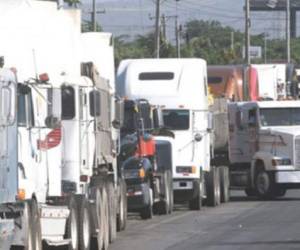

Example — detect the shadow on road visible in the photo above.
[230,196,300,202]
[213,240,300,246]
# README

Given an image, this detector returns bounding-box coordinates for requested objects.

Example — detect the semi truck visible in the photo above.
[119,99,173,219]
[0,1,126,249]
[228,101,300,198]
[117,59,229,210]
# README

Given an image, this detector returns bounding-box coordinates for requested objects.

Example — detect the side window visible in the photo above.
[248,108,257,127]
[236,110,243,130]
[17,93,34,127]
[89,90,101,117]
[61,86,75,120]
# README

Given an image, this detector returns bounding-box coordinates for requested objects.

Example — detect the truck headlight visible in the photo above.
[272,158,291,166]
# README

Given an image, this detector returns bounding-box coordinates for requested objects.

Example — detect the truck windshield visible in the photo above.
[260,108,300,126]
[163,109,189,130]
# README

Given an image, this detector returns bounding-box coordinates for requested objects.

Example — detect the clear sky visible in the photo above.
[81,0,298,40]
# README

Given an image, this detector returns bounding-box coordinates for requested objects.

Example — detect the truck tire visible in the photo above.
[219,166,230,203]
[117,179,127,231]
[205,166,221,207]
[140,187,153,220]
[65,196,79,250]
[244,188,257,197]
[76,196,91,250]
[188,180,202,210]
[156,171,170,215]
[167,171,174,214]
[92,187,104,250]
[255,169,275,199]
[30,200,42,250]
[11,201,35,250]
[101,186,110,250]
[275,188,286,197]
[107,181,117,243]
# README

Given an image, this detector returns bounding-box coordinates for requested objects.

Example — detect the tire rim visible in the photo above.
[83,207,90,249]
[70,208,78,249]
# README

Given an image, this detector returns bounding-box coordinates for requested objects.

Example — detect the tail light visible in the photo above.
[37,128,62,151]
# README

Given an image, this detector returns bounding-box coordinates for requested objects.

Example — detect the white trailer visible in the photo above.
[117,59,225,209]
[252,64,287,100]
[0,1,122,249]
[228,101,300,198]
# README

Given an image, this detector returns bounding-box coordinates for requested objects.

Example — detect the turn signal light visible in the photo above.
[191,166,197,174]
[139,168,146,178]
[17,189,26,200]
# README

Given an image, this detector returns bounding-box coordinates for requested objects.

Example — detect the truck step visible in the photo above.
[44,239,71,246]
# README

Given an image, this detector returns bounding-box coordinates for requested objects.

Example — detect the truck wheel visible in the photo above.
[93,188,104,250]
[140,188,153,220]
[206,166,221,207]
[30,200,42,250]
[188,180,202,210]
[117,179,127,231]
[156,172,170,215]
[244,188,257,197]
[77,196,91,250]
[65,196,79,250]
[274,187,286,197]
[167,171,174,214]
[101,186,110,250]
[255,169,275,199]
[107,182,117,243]
[220,166,230,203]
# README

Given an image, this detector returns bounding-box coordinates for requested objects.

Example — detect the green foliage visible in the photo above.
[114,18,300,66]
[82,20,102,33]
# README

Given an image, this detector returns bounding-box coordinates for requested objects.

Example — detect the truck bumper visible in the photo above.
[275,171,300,186]
[126,183,151,211]
[173,179,200,202]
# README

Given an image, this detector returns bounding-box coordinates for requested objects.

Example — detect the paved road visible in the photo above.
[110,190,300,250]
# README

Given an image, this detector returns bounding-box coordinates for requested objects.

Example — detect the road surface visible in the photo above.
[110,190,300,250]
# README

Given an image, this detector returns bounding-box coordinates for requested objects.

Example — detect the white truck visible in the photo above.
[228,101,300,198]
[0,1,125,249]
[117,59,228,209]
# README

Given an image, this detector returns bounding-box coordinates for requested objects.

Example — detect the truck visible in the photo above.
[0,1,125,249]
[119,99,174,219]
[228,101,300,198]
[117,59,229,210]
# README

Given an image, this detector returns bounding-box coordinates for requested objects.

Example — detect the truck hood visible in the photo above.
[261,126,300,137]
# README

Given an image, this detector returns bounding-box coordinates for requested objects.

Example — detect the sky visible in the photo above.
[80,0,298,41]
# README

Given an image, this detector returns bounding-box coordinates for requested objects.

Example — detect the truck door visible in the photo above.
[79,88,91,176]
[229,105,258,163]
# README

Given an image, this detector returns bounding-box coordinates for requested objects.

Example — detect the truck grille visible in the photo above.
[295,137,300,168]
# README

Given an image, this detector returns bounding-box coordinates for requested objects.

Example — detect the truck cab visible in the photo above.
[229,101,300,198]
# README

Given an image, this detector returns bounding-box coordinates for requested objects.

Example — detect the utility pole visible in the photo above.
[161,14,166,42]
[264,32,268,63]
[92,0,97,31]
[91,0,106,32]
[286,0,291,63]
[245,0,251,65]
[231,31,234,51]
[175,17,181,58]
[154,0,161,58]
[244,0,250,101]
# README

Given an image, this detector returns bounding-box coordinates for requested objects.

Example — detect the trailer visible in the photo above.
[117,59,227,209]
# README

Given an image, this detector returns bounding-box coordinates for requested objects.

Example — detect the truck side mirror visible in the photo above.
[45,115,60,129]
[194,133,203,142]
[112,119,121,129]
